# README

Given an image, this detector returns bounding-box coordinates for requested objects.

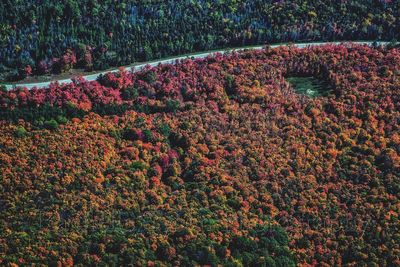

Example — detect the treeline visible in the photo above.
[0,0,399,81]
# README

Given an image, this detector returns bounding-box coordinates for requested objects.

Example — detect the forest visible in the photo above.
[0,44,399,266]
[0,0,399,81]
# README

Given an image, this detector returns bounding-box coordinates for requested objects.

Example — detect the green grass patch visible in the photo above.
[286,76,333,97]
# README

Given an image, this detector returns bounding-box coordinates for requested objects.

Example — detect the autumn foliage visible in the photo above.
[0,44,399,266]
[1,0,399,81]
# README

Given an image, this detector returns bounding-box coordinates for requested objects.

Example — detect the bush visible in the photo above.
[158,123,171,138]
[37,60,53,75]
[225,75,236,96]
[122,128,142,141]
[129,161,147,171]
[56,115,68,124]
[14,126,27,138]
[142,129,154,143]
[44,119,59,130]
[121,86,139,100]
[140,70,157,84]
[165,99,180,113]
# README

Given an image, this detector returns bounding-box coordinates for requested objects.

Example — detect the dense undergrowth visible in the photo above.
[0,44,399,266]
[1,0,399,81]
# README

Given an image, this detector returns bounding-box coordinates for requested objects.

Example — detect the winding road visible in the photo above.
[2,41,389,90]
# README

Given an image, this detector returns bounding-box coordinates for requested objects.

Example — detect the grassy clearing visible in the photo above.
[286,76,333,97]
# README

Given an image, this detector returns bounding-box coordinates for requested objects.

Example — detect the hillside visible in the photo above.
[0,44,399,266]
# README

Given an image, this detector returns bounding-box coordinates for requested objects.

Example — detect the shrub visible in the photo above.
[142,129,154,143]
[121,86,139,100]
[44,119,59,130]
[165,99,180,113]
[56,115,68,124]
[129,161,147,171]
[14,126,27,138]
[140,70,157,84]
[37,60,52,75]
[225,74,236,96]
[158,123,171,138]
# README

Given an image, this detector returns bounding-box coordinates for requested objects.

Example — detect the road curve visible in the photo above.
[2,41,389,90]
